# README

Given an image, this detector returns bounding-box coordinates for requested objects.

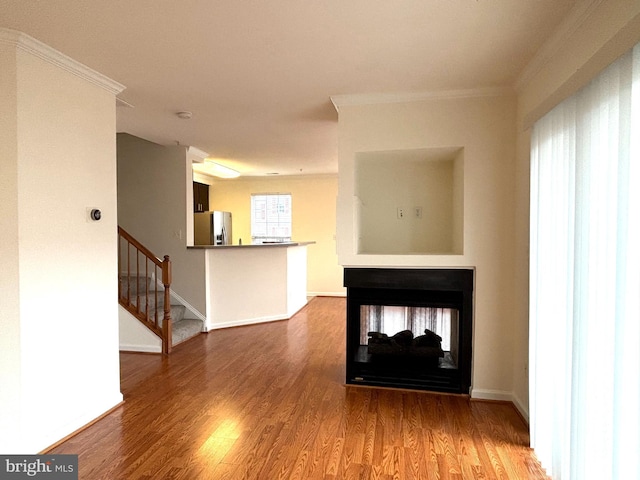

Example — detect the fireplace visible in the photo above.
[344,268,473,394]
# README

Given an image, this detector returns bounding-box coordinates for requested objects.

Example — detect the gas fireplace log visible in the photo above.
[367,329,445,358]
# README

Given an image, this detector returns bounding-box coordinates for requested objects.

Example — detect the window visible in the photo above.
[529,43,640,480]
[251,193,292,243]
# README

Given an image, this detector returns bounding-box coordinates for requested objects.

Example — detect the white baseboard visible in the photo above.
[119,343,161,353]
[37,392,124,454]
[169,289,205,322]
[308,291,346,297]
[470,388,513,402]
[471,388,530,424]
[206,314,289,330]
[150,277,206,322]
[511,393,530,424]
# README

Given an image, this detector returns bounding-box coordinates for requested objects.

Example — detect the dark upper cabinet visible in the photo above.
[193,182,209,212]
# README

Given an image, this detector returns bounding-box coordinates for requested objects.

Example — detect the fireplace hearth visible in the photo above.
[344,268,474,394]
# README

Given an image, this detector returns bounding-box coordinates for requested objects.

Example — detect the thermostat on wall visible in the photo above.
[86,207,102,222]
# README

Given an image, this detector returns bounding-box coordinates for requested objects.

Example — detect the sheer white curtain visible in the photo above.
[530,43,640,479]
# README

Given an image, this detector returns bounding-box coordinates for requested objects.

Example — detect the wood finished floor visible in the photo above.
[50,297,548,479]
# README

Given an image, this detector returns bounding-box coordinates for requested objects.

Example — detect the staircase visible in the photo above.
[119,275,204,349]
[118,227,203,354]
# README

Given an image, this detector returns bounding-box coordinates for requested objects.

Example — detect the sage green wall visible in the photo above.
[208,175,344,296]
[117,134,206,313]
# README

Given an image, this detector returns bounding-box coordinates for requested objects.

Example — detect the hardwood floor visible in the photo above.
[49,297,548,479]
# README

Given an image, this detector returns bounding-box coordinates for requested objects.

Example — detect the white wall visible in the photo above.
[116,134,206,314]
[118,306,162,353]
[517,0,640,132]
[452,149,465,255]
[0,30,124,453]
[0,38,22,455]
[512,0,640,418]
[335,93,518,400]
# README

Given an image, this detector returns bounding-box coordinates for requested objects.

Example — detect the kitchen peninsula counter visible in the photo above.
[188,241,315,330]
[189,241,315,249]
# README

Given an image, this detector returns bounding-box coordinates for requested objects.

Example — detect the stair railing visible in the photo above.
[118,226,172,355]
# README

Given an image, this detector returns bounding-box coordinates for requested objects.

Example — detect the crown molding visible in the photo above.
[514,0,605,92]
[187,146,210,163]
[116,97,134,108]
[330,86,514,112]
[0,28,125,95]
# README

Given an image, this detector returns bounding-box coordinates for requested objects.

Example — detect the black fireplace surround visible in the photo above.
[345,268,474,394]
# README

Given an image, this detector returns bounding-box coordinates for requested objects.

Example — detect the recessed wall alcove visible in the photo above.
[354,147,464,255]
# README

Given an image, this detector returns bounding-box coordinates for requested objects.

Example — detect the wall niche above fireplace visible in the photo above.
[354,147,464,255]
[345,268,473,394]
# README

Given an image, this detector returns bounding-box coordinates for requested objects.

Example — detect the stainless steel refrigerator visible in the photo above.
[194,211,232,245]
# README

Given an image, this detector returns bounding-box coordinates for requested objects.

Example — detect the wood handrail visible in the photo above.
[118,227,172,355]
[118,227,164,268]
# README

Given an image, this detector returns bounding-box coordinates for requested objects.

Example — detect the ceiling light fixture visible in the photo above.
[176,111,192,120]
[193,159,240,179]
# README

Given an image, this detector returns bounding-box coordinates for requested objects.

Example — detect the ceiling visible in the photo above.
[0,0,576,176]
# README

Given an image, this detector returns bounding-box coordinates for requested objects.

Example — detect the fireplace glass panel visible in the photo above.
[360,305,459,368]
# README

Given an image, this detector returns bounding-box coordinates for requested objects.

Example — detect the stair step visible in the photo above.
[170,305,185,323]
[119,275,154,296]
[127,301,186,324]
[172,319,203,346]
[156,305,186,327]
[119,275,204,349]
[123,292,166,310]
